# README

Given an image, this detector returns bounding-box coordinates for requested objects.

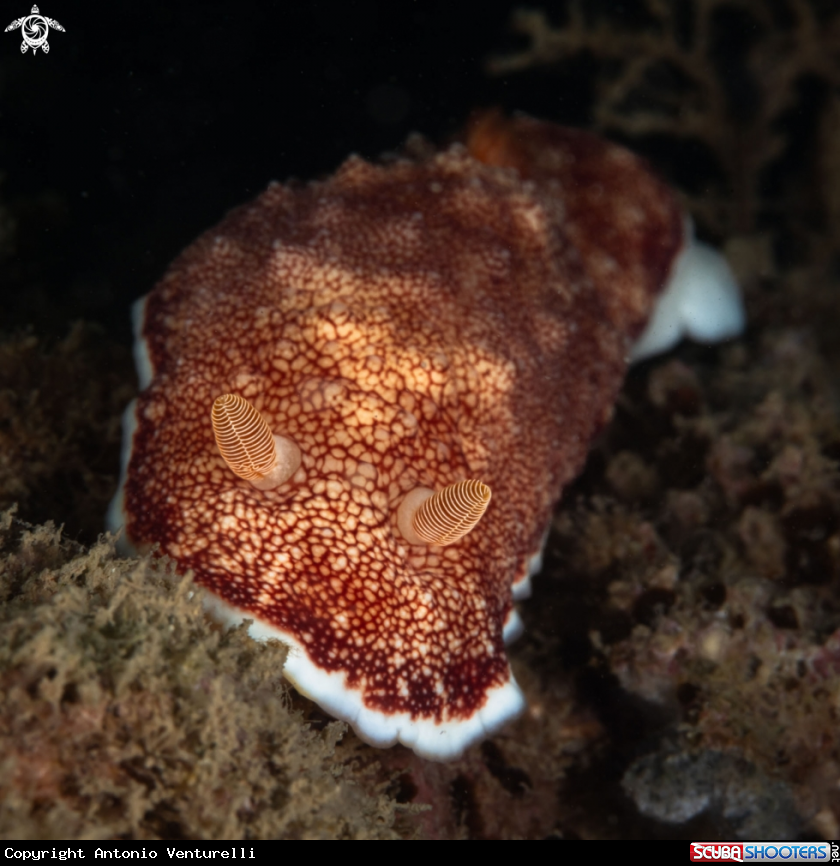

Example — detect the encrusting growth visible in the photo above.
[398,480,492,546]
[211,393,301,491]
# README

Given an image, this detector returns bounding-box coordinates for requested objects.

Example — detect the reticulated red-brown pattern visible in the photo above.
[122,114,682,738]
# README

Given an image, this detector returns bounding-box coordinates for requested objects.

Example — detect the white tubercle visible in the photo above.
[631,222,745,363]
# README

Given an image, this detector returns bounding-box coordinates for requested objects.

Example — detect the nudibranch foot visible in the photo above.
[502,608,525,644]
[107,399,140,557]
[202,591,526,761]
[631,221,745,362]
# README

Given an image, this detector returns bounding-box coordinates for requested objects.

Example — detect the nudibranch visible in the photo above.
[108,113,744,760]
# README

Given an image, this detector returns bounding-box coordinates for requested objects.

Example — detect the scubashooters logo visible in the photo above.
[4,5,64,54]
[690,843,835,862]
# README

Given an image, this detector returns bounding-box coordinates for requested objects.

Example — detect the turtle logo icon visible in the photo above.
[5,5,65,55]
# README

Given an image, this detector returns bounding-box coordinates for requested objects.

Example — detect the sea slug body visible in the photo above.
[109,112,744,760]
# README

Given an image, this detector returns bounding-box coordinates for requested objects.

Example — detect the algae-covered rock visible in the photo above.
[0,324,134,545]
[0,510,401,840]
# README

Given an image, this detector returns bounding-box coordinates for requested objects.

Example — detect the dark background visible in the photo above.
[0,1,590,342]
